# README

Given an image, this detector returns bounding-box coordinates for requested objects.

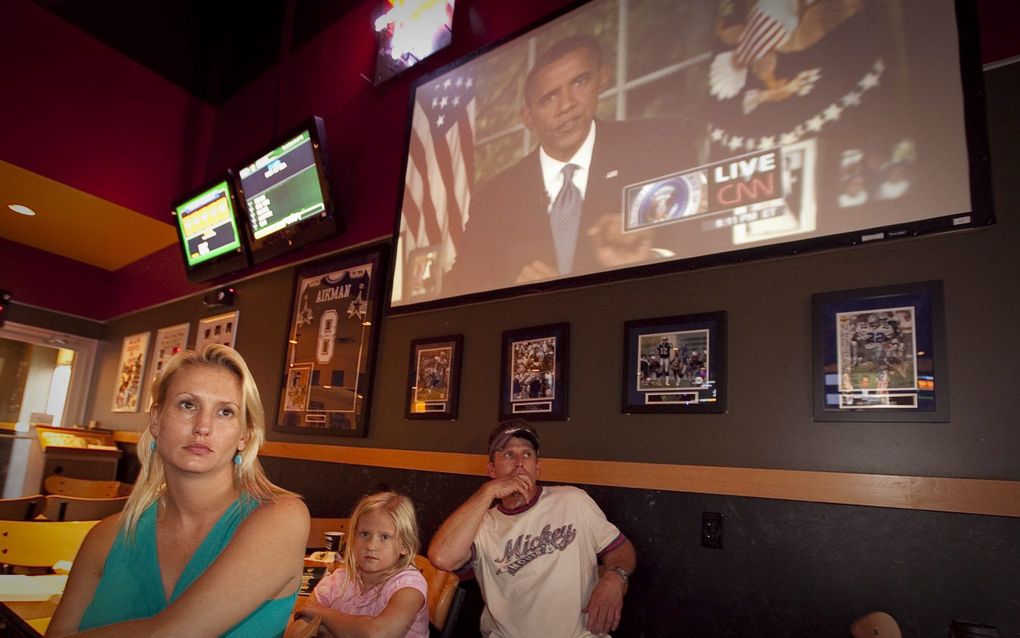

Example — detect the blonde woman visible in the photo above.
[48,344,309,637]
[288,491,428,638]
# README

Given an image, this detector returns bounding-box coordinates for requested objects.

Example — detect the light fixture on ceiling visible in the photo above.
[8,204,37,216]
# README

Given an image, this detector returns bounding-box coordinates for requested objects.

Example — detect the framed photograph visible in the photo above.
[622,312,727,414]
[499,323,569,421]
[111,332,150,412]
[405,334,463,419]
[195,311,239,350]
[148,323,189,381]
[389,0,990,315]
[812,280,948,422]
[276,245,387,437]
[145,322,190,409]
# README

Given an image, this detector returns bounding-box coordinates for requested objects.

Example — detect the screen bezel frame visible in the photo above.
[385,0,994,316]
[234,115,341,265]
[170,171,251,284]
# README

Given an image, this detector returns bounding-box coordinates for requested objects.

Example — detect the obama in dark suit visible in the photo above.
[445,35,695,295]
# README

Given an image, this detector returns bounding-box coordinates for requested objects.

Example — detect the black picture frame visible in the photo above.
[499,323,569,421]
[622,312,727,414]
[405,334,464,420]
[812,280,948,422]
[275,244,387,437]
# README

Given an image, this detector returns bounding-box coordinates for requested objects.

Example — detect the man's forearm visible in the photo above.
[601,537,637,578]
[427,485,496,571]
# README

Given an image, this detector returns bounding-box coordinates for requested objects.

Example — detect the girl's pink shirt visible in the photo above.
[312,565,429,638]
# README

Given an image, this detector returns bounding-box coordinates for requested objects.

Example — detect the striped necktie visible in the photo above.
[549,163,583,275]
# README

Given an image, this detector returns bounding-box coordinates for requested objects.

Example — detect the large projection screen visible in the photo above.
[391,0,990,310]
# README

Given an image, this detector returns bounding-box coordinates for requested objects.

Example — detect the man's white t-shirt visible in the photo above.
[465,485,624,638]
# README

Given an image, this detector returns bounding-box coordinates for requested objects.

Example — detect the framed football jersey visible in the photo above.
[276,244,388,437]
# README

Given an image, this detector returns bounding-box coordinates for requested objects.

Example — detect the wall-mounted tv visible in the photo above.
[171,174,250,283]
[236,116,340,264]
[389,0,992,311]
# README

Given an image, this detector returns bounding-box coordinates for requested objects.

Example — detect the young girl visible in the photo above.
[288,492,429,638]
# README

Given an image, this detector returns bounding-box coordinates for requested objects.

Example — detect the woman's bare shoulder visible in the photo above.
[246,494,309,529]
[83,512,125,551]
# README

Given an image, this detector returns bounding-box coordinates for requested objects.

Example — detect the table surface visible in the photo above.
[1,597,56,637]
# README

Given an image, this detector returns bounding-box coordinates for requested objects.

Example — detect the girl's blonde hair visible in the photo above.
[121,344,295,540]
[342,491,420,589]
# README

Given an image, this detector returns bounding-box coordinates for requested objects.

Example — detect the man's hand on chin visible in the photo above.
[588,213,654,268]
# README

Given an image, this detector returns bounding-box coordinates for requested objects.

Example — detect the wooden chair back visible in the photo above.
[43,475,123,498]
[0,520,98,568]
[43,495,129,521]
[306,517,350,551]
[851,611,903,638]
[0,495,46,521]
[412,554,464,636]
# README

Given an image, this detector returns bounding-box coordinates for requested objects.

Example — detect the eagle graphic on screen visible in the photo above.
[710,0,864,115]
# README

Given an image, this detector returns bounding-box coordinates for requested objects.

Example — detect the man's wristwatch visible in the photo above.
[607,566,630,584]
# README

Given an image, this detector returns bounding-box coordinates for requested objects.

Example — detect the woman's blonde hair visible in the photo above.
[121,344,294,539]
[342,491,420,589]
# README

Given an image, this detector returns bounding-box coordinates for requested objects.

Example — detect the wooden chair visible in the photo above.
[0,520,98,570]
[0,495,46,521]
[43,495,129,521]
[851,611,903,638]
[413,554,465,638]
[43,475,122,498]
[306,517,350,551]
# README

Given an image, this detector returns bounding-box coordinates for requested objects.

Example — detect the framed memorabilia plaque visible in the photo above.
[622,312,727,414]
[111,332,150,413]
[812,280,947,422]
[148,323,189,379]
[276,245,387,437]
[145,322,190,409]
[195,311,239,350]
[405,334,463,419]
[499,323,569,421]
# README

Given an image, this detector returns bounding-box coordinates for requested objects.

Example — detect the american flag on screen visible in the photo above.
[396,74,476,299]
[734,0,796,66]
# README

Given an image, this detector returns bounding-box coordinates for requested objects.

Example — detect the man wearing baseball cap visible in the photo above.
[429,419,636,637]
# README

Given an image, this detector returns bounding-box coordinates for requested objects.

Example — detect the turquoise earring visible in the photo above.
[234,452,242,466]
[150,439,157,452]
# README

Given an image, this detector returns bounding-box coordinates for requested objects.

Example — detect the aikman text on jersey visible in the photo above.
[315,284,355,303]
[495,523,577,575]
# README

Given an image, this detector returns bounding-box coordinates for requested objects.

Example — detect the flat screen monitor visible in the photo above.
[171,174,250,283]
[373,0,456,85]
[236,116,340,264]
[389,0,992,311]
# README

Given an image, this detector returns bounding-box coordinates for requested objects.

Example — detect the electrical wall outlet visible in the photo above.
[701,512,724,549]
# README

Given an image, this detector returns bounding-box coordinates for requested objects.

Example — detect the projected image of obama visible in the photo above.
[446,35,694,293]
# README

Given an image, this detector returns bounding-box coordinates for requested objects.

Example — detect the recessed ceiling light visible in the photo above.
[8,204,37,216]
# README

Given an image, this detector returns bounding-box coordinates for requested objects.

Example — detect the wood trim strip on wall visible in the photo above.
[111,432,1019,518]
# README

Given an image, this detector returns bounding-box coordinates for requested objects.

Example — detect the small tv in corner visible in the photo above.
[235,116,341,264]
[171,173,251,283]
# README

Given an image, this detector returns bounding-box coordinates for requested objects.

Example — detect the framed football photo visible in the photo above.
[622,312,727,414]
[812,280,947,422]
[405,334,463,419]
[499,323,569,421]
